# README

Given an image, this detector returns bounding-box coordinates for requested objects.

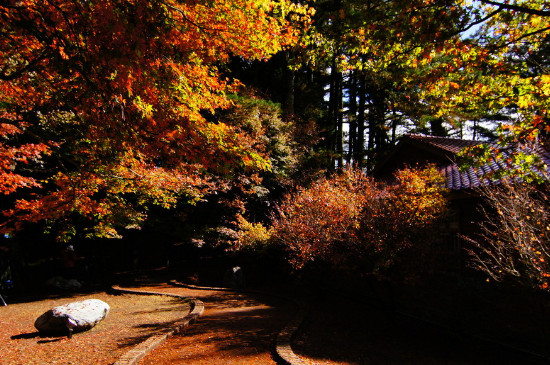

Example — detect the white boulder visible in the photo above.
[34,299,109,336]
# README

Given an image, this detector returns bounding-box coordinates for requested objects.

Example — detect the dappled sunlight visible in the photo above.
[141,288,293,365]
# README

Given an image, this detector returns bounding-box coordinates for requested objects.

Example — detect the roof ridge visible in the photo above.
[403,133,483,156]
[405,133,476,142]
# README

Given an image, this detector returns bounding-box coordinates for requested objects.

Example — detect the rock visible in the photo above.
[34,299,109,336]
[223,266,246,289]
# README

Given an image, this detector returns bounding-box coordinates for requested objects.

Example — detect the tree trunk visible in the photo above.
[367,85,388,170]
[356,71,366,168]
[325,58,336,165]
[348,71,358,165]
[336,69,344,168]
[391,107,398,145]
[328,56,343,169]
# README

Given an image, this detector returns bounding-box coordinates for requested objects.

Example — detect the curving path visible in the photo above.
[113,282,546,365]
[114,283,301,365]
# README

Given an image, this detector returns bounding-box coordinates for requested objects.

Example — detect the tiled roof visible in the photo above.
[442,162,503,190]
[401,134,550,190]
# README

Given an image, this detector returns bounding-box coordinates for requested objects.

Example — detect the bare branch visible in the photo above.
[478,0,550,17]
[455,8,502,36]
[160,1,224,33]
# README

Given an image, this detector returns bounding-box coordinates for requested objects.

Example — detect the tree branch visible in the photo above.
[503,25,550,48]
[478,0,550,17]
[160,1,223,32]
[454,8,502,37]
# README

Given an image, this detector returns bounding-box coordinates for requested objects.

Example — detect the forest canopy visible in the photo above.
[0,0,548,241]
[0,0,310,240]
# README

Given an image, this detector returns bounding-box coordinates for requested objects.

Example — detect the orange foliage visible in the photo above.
[270,166,447,272]
[271,168,374,269]
[0,0,309,240]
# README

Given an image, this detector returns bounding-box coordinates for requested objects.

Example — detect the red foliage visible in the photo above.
[0,0,307,240]
[270,166,447,274]
[271,168,374,269]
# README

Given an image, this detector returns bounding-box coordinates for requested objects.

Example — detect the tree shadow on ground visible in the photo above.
[130,298,191,315]
[193,293,269,309]
[294,295,548,365]
[117,290,291,353]
[116,319,181,348]
[116,299,192,349]
[161,306,290,358]
[138,290,294,364]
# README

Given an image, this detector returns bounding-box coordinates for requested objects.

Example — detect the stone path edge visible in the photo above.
[169,280,307,365]
[110,285,205,365]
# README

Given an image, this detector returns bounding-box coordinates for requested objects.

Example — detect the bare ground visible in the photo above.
[0,291,191,365]
[137,285,294,365]
[1,282,547,365]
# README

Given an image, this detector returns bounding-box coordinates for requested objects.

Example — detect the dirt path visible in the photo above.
[131,285,295,365]
[3,281,547,365]
[127,284,548,365]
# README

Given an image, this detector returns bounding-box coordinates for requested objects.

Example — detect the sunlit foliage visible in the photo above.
[0,0,310,241]
[267,166,447,274]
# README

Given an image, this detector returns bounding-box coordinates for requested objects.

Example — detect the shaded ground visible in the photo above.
[122,282,548,365]
[0,291,191,364]
[138,285,295,365]
[1,275,548,365]
[293,293,548,365]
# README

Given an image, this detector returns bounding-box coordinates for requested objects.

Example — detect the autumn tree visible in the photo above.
[286,0,501,170]
[268,0,547,176]
[189,90,319,247]
[0,0,310,241]
[420,1,550,181]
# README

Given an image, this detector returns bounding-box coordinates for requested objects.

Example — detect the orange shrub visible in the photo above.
[270,165,447,273]
[360,165,447,275]
[270,168,376,269]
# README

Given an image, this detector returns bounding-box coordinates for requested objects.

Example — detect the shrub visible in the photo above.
[232,214,272,252]
[270,167,375,269]
[464,182,550,291]
[359,165,447,276]
[269,165,447,274]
